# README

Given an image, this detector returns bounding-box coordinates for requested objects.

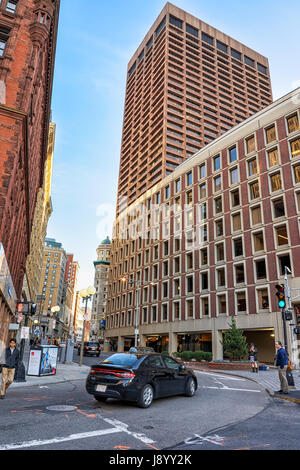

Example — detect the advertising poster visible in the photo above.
[40,346,58,376]
[27,349,42,376]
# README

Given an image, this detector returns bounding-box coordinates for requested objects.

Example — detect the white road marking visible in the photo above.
[102,417,156,445]
[195,371,246,381]
[0,428,121,450]
[199,386,261,392]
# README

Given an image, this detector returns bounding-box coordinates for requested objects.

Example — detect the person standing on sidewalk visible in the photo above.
[275,341,289,394]
[1,338,20,399]
[248,343,258,373]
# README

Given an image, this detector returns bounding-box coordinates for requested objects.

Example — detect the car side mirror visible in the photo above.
[180,365,186,371]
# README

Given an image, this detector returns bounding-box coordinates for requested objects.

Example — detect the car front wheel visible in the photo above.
[185,377,196,397]
[137,384,154,408]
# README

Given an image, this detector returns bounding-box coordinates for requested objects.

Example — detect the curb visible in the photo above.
[186,363,300,404]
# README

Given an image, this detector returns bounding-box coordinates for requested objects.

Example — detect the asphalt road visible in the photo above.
[0,366,271,451]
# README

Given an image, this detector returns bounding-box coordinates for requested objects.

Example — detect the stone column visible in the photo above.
[212,328,223,361]
[168,332,178,355]
[118,336,124,352]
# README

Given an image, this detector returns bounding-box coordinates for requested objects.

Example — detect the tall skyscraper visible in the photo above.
[117,2,272,215]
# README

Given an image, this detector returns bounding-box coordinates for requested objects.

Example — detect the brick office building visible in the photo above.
[117,2,272,216]
[106,88,300,364]
[0,0,60,351]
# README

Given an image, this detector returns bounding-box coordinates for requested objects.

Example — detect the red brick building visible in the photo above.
[106,88,300,364]
[0,0,60,350]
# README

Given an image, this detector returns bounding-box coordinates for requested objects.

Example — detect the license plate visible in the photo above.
[96,385,107,392]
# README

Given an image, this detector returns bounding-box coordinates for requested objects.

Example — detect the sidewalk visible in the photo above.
[189,363,300,404]
[11,362,90,389]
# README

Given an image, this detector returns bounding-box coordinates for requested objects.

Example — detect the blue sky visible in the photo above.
[47,0,300,290]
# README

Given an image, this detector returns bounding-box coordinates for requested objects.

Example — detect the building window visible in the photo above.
[290,138,300,158]
[151,305,157,323]
[5,0,18,13]
[165,185,170,200]
[229,146,237,163]
[186,252,193,270]
[186,299,194,318]
[273,198,285,218]
[293,164,300,184]
[244,55,255,68]
[202,297,209,316]
[173,302,180,320]
[215,197,222,214]
[187,171,193,186]
[199,183,206,199]
[186,275,194,294]
[265,125,276,144]
[201,272,209,291]
[257,63,267,75]
[186,23,198,37]
[249,181,260,200]
[215,219,223,237]
[246,135,255,154]
[202,32,214,45]
[235,264,245,284]
[255,259,267,280]
[236,292,247,312]
[199,163,206,179]
[233,238,243,257]
[231,189,240,207]
[270,172,282,192]
[155,16,166,37]
[251,205,262,225]
[253,231,264,252]
[267,148,279,167]
[175,178,181,193]
[162,304,168,321]
[200,202,207,220]
[231,48,241,61]
[218,294,227,315]
[217,268,226,288]
[213,155,221,171]
[214,175,222,192]
[201,247,208,266]
[232,212,241,231]
[217,40,227,53]
[276,225,289,246]
[216,242,224,262]
[169,14,183,29]
[278,253,292,276]
[287,114,299,133]
[174,256,180,274]
[257,288,269,310]
[248,158,258,177]
[230,167,239,184]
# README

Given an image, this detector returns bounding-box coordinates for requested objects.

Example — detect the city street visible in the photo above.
[0,362,290,451]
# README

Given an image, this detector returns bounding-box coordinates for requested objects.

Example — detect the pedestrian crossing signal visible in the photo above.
[275,284,286,309]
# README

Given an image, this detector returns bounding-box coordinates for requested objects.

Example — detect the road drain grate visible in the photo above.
[46,405,78,412]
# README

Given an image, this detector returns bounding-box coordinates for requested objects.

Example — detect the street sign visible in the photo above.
[134,329,139,335]
[21,327,30,339]
[283,310,293,321]
[34,328,40,335]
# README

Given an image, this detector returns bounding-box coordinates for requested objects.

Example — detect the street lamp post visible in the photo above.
[79,286,96,367]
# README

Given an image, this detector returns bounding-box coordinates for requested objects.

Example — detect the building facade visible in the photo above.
[106,88,300,364]
[24,122,55,303]
[0,0,60,352]
[91,237,111,343]
[37,237,67,340]
[117,2,272,215]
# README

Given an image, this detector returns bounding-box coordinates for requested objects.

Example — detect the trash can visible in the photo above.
[27,345,58,376]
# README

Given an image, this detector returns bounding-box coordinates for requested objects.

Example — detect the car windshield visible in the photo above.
[102,354,140,368]
[87,343,98,347]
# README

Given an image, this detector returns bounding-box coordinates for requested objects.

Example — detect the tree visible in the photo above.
[222,317,248,361]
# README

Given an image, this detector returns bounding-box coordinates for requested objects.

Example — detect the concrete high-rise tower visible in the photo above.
[116,2,272,215]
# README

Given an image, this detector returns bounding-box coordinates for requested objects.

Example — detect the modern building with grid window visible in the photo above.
[106,87,300,365]
[117,2,272,216]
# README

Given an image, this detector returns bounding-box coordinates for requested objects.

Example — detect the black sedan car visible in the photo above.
[78,341,102,357]
[86,352,198,408]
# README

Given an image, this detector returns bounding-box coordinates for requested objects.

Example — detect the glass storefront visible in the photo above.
[177,333,212,353]
[146,335,169,353]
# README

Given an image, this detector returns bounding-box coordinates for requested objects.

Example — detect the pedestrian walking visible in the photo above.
[1,338,20,399]
[275,341,289,394]
[248,343,258,373]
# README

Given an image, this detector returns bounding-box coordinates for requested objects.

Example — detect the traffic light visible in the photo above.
[16,302,23,313]
[295,306,300,325]
[275,284,286,309]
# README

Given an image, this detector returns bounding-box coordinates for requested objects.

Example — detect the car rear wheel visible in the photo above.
[185,377,196,397]
[94,396,107,402]
[137,384,154,408]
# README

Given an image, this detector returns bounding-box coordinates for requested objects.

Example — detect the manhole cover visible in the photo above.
[46,405,78,412]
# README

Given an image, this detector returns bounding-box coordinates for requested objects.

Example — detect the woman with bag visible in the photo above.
[248,343,258,373]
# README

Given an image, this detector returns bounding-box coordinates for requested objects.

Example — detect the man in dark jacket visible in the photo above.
[1,338,20,399]
[275,341,289,394]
